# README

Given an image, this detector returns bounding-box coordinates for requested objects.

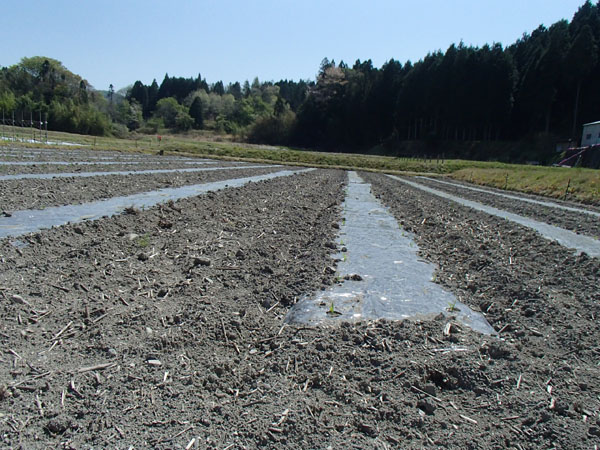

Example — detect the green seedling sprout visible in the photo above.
[447,301,458,312]
[136,233,150,248]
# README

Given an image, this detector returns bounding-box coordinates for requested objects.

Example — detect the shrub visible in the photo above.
[247,110,296,145]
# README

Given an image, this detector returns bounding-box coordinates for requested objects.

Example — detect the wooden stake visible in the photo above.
[564,178,571,201]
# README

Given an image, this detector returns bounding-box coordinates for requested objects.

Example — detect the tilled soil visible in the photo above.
[0,169,352,448]
[0,153,171,163]
[0,166,287,211]
[0,147,192,160]
[0,161,242,176]
[362,171,600,449]
[0,155,599,449]
[413,177,600,238]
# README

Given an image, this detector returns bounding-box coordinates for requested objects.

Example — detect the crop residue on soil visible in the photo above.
[0,168,312,238]
[0,146,599,448]
[419,176,600,218]
[390,175,600,257]
[416,175,600,237]
[0,164,272,181]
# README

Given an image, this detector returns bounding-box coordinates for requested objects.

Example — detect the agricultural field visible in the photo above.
[3,129,599,206]
[0,145,599,448]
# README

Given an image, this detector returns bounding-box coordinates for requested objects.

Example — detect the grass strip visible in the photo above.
[452,167,600,205]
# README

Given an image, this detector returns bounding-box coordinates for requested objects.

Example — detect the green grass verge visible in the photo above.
[452,167,600,205]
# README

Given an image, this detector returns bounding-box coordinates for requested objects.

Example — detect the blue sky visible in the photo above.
[0,0,588,91]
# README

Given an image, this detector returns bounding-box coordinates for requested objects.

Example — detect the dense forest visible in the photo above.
[0,1,599,162]
[0,57,111,135]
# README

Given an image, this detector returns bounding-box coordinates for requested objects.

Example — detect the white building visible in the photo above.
[582,121,600,146]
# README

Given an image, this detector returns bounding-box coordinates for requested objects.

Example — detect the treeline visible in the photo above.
[117,0,600,160]
[124,74,310,141]
[0,1,598,163]
[292,1,600,156]
[0,55,311,140]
